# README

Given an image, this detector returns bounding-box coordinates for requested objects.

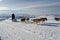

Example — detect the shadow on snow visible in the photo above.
[38,23,60,27]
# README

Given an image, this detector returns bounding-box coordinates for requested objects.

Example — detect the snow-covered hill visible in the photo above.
[0,18,60,40]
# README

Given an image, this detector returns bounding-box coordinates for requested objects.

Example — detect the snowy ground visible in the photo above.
[0,17,60,40]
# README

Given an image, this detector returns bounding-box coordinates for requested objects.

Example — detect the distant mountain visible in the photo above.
[0,14,35,19]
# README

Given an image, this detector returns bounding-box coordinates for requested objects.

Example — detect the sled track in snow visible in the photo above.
[3,22,36,34]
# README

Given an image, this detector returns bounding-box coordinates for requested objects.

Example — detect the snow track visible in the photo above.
[0,19,60,40]
[0,20,39,40]
[4,22,35,34]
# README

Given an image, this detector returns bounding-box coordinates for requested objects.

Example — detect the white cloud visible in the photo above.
[0,2,59,10]
[26,2,60,9]
[0,0,3,2]
[12,2,60,10]
[0,7,9,10]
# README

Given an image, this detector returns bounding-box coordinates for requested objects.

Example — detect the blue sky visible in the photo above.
[0,0,60,15]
